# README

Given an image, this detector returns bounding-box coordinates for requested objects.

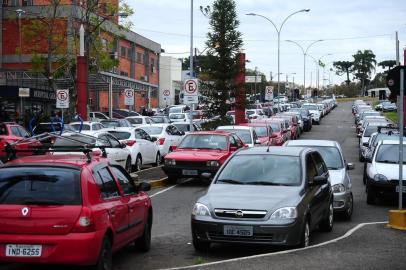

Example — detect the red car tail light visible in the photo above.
[158,138,165,145]
[125,139,137,146]
[71,207,95,233]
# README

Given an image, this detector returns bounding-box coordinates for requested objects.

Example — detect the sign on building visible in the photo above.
[56,89,69,108]
[124,89,135,106]
[245,76,262,83]
[18,88,30,97]
[265,86,274,101]
[183,79,199,104]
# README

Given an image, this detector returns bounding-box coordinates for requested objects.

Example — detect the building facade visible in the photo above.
[0,0,161,122]
[159,56,182,107]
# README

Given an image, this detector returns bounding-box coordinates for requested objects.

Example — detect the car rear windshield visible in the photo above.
[216,154,301,186]
[0,167,81,205]
[108,131,131,140]
[303,146,343,170]
[174,124,190,132]
[219,129,252,144]
[302,105,318,111]
[179,134,228,150]
[376,144,406,164]
[101,121,120,128]
[71,124,90,131]
[151,117,164,123]
[53,134,97,147]
[141,126,163,135]
[127,118,143,124]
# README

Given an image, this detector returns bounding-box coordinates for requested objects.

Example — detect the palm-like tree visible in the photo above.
[333,61,353,85]
[378,60,396,73]
[352,50,376,95]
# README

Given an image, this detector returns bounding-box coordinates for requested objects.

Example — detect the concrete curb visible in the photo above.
[387,210,406,231]
[131,173,168,189]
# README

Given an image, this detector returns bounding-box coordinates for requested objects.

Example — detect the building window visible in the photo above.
[127,48,132,60]
[22,0,33,6]
[120,46,127,58]
[120,71,129,77]
[136,52,143,64]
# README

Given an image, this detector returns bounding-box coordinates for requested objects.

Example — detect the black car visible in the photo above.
[289,108,312,131]
[191,146,333,250]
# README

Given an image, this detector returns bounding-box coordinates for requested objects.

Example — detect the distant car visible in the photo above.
[0,151,152,269]
[239,122,277,146]
[0,122,35,162]
[246,109,265,121]
[191,146,333,250]
[289,108,312,131]
[285,140,354,219]
[381,102,397,112]
[302,103,321,125]
[100,119,133,131]
[216,125,260,148]
[89,111,110,121]
[126,116,154,127]
[168,105,190,114]
[163,131,246,183]
[173,123,202,134]
[169,113,192,123]
[151,115,171,124]
[70,121,106,135]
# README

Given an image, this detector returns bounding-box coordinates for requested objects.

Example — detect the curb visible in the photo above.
[131,173,168,189]
[387,210,406,231]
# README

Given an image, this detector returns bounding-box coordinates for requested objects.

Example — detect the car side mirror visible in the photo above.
[138,182,151,192]
[254,139,261,145]
[150,137,157,142]
[347,163,355,170]
[311,175,328,186]
[230,146,238,151]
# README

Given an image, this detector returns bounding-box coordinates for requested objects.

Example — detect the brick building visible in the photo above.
[0,0,161,121]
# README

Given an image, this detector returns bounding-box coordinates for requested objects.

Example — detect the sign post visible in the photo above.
[183,79,198,132]
[56,89,69,120]
[124,89,135,110]
[163,89,171,106]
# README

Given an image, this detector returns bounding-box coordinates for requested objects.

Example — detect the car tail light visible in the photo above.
[158,138,165,145]
[72,207,95,233]
[125,139,136,146]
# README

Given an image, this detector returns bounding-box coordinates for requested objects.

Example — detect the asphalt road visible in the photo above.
[3,102,404,270]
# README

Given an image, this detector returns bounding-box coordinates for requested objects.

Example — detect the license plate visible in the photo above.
[223,225,253,237]
[183,169,198,176]
[396,186,406,193]
[5,244,42,257]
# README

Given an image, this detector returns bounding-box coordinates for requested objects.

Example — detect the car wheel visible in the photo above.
[192,235,210,251]
[298,218,310,248]
[135,213,152,252]
[125,157,132,173]
[153,152,161,167]
[134,155,142,172]
[342,193,353,220]
[93,236,112,270]
[167,175,177,184]
[366,186,376,205]
[319,201,333,232]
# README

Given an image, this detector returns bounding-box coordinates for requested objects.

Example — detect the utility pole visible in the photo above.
[254,66,258,102]
[189,0,194,132]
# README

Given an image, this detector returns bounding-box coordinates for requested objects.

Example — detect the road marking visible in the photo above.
[139,165,163,173]
[165,221,388,270]
[150,179,193,198]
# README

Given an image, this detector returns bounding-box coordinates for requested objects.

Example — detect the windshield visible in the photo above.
[127,118,143,124]
[253,126,267,137]
[108,131,131,140]
[174,124,192,132]
[219,129,252,144]
[0,167,81,205]
[178,134,227,150]
[302,105,318,111]
[151,117,165,123]
[71,124,90,131]
[306,146,343,169]
[170,114,185,119]
[376,144,406,164]
[216,154,301,186]
[141,126,163,135]
[101,121,120,128]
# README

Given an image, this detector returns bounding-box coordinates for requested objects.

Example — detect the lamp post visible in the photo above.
[246,9,310,103]
[285,39,323,94]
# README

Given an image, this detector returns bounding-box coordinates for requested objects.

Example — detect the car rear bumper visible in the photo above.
[0,231,104,265]
[191,217,303,246]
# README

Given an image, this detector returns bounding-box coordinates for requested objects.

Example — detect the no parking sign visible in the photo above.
[56,89,69,108]
[124,89,135,106]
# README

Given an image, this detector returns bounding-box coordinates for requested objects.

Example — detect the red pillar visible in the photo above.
[235,53,246,124]
[77,56,88,121]
[404,48,406,128]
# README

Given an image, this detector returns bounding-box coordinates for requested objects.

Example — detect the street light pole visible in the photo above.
[247,9,310,105]
[189,0,194,132]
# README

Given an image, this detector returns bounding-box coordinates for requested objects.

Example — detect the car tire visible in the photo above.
[125,157,132,173]
[93,236,112,270]
[134,155,142,172]
[135,213,152,252]
[153,152,161,167]
[298,218,310,248]
[168,175,177,184]
[342,193,353,220]
[366,186,376,205]
[319,201,334,232]
[192,236,210,251]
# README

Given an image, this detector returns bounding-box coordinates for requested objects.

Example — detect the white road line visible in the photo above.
[139,165,163,173]
[150,179,193,198]
[164,221,388,270]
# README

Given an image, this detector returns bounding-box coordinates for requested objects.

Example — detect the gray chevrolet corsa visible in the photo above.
[191,146,333,250]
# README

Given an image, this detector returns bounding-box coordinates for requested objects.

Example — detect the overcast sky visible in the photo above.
[129,0,406,87]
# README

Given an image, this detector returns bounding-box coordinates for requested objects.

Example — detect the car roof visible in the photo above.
[186,130,232,136]
[235,146,308,157]
[217,125,252,130]
[70,121,97,125]
[137,123,171,128]
[380,139,406,145]
[286,139,338,148]
[3,154,106,168]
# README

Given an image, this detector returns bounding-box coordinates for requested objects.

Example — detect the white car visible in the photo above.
[216,125,260,147]
[302,103,321,125]
[246,109,266,121]
[106,128,161,171]
[138,124,185,156]
[100,119,134,132]
[126,116,154,127]
[53,132,132,172]
[89,111,110,121]
[70,121,106,135]
[173,122,201,134]
[169,113,192,123]
[285,139,354,219]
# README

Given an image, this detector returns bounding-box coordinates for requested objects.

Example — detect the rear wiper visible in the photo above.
[217,179,245,185]
[23,200,65,205]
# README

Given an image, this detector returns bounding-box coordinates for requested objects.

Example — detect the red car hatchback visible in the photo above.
[238,123,277,146]
[0,122,33,162]
[0,153,152,270]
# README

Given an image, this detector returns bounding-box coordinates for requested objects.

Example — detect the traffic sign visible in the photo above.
[18,88,30,97]
[163,89,171,97]
[183,79,199,104]
[124,89,134,106]
[265,86,274,101]
[56,89,69,108]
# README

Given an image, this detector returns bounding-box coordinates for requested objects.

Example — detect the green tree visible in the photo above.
[352,50,376,94]
[333,61,353,85]
[202,0,243,118]
[378,60,396,73]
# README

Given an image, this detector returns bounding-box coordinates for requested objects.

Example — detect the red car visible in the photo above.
[163,131,246,183]
[251,119,288,146]
[239,123,277,146]
[271,115,298,140]
[0,153,152,269]
[0,122,35,162]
